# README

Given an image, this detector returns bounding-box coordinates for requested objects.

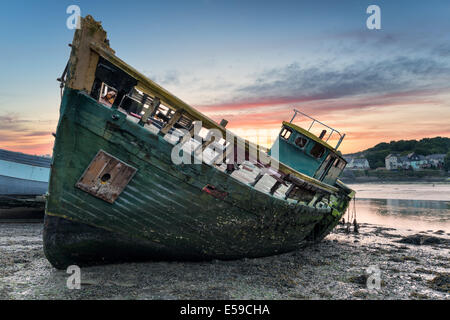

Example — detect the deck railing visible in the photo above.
[290,109,346,150]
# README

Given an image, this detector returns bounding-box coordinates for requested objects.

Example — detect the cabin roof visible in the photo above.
[282,121,338,155]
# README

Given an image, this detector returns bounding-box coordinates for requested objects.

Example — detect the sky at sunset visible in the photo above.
[0,0,449,156]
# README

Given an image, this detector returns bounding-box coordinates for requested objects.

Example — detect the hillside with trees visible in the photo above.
[347,137,450,169]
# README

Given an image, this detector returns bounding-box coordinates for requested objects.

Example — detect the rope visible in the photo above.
[344,196,358,233]
[346,204,351,233]
[352,197,358,233]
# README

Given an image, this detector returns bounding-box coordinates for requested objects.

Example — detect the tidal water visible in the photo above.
[221,159,450,233]
[347,183,450,232]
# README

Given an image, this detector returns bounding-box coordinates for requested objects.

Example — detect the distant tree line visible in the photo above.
[351,137,450,169]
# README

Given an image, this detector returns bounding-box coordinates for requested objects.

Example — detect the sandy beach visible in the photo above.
[0,221,448,300]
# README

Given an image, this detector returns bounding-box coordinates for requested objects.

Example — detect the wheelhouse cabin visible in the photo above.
[269,110,347,186]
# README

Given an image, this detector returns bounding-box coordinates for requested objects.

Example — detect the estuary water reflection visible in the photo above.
[348,183,450,232]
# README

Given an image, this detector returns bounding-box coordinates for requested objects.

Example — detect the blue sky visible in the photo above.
[0,0,449,154]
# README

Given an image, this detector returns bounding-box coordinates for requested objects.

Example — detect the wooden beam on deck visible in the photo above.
[160,109,183,135]
[139,97,160,126]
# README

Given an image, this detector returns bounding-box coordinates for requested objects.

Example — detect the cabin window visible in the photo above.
[333,158,346,170]
[280,128,292,140]
[295,136,308,148]
[324,154,332,165]
[310,143,325,159]
[99,83,118,107]
[334,159,340,167]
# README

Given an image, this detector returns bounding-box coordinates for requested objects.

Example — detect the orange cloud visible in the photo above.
[0,115,55,156]
[198,89,450,154]
[2,85,449,157]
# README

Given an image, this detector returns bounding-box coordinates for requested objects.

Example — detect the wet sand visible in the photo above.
[0,222,448,300]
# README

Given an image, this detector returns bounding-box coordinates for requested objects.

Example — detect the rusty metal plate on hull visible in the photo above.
[202,184,228,200]
[75,150,137,203]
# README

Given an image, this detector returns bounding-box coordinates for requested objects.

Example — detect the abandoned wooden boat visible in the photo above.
[43,15,355,269]
[0,148,50,220]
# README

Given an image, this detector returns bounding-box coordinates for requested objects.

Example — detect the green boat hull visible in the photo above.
[44,88,351,269]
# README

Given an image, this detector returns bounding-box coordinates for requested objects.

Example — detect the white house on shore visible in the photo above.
[425,154,446,169]
[346,158,370,170]
[385,152,445,170]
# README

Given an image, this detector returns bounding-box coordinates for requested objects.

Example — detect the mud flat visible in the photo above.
[0,222,448,300]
